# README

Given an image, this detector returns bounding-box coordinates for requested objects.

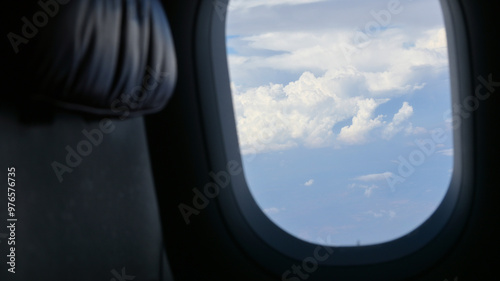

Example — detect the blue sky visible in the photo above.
[225,0,453,246]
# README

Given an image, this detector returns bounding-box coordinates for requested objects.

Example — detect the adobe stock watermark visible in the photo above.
[51,66,170,183]
[109,267,135,281]
[385,128,447,190]
[282,235,335,281]
[385,74,499,190]
[178,160,242,224]
[110,65,171,121]
[340,0,407,62]
[7,0,71,54]
[443,74,500,130]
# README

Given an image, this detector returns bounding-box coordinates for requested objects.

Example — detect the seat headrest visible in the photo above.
[3,0,177,117]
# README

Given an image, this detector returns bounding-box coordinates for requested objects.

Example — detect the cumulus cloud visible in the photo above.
[232,71,359,154]
[304,179,314,186]
[382,102,414,139]
[232,71,422,154]
[337,98,386,145]
[227,0,449,155]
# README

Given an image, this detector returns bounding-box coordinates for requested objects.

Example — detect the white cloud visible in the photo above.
[263,207,282,215]
[363,185,378,197]
[382,102,414,140]
[337,98,387,145]
[411,126,428,135]
[415,28,447,50]
[232,71,362,154]
[393,102,414,124]
[304,179,315,186]
[354,172,393,182]
[438,148,453,156]
[227,56,248,66]
[227,1,449,155]
[232,72,423,154]
[350,183,379,197]
[229,0,326,11]
[227,28,448,90]
[366,210,396,219]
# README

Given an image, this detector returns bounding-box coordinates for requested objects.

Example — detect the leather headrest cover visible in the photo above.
[3,0,177,117]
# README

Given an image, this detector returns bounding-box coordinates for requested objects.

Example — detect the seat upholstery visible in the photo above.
[3,0,176,116]
[0,104,170,280]
[0,0,176,280]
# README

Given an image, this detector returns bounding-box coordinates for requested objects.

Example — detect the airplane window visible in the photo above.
[226,0,453,246]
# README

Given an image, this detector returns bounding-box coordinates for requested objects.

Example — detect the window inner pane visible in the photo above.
[226,0,453,246]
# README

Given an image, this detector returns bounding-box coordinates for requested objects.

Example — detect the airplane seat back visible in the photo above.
[0,0,176,280]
